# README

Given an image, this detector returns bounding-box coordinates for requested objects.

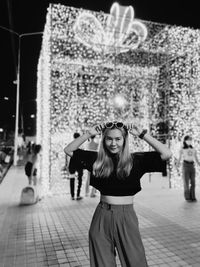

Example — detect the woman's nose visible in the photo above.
[111,140,116,145]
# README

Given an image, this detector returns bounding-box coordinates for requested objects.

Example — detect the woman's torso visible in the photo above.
[72,150,165,200]
[27,152,37,164]
[100,195,134,204]
[182,148,195,162]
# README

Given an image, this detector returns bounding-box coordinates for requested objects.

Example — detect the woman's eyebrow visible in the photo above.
[106,136,122,139]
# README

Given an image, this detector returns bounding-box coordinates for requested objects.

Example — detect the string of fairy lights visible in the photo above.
[37,3,200,194]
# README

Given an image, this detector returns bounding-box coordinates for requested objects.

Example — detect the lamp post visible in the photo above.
[0,25,43,165]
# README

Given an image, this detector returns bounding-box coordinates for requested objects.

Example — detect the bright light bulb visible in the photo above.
[112,94,128,109]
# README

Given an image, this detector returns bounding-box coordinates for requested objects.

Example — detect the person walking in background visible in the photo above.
[177,135,200,202]
[25,143,35,185]
[25,144,42,186]
[85,135,99,197]
[64,121,171,267]
[68,132,84,200]
[21,144,42,205]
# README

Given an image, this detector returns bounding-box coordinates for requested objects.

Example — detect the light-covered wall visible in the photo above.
[37,3,200,194]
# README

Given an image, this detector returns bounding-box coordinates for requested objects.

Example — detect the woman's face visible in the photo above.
[185,138,192,146]
[104,128,124,154]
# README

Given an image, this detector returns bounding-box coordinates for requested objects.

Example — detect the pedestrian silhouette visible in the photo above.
[68,132,84,200]
[25,144,41,186]
[177,135,200,202]
[85,135,99,197]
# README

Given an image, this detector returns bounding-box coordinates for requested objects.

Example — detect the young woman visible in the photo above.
[64,122,172,267]
[177,135,200,202]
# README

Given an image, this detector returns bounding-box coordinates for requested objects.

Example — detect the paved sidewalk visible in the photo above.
[0,167,200,267]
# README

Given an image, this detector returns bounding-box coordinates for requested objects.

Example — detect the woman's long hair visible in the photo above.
[183,135,193,149]
[93,127,133,179]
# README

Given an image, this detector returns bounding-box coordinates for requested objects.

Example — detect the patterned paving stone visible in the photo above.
[0,167,200,266]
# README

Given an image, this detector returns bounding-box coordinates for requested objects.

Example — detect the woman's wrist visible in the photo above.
[85,130,93,137]
[85,126,100,137]
[138,129,148,139]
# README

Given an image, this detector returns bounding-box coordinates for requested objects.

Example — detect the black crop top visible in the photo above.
[72,150,166,196]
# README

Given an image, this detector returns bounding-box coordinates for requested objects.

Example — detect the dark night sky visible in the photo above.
[0,0,200,135]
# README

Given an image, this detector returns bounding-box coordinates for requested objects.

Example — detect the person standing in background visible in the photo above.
[177,135,200,202]
[85,135,99,197]
[68,133,84,200]
[25,144,41,186]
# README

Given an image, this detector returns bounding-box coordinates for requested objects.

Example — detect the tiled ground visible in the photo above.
[0,167,200,267]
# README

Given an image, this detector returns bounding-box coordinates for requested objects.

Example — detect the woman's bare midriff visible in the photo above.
[100,195,134,205]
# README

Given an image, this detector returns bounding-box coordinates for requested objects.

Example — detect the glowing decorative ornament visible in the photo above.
[111,94,128,110]
[73,2,148,53]
[107,3,134,46]
[73,12,105,51]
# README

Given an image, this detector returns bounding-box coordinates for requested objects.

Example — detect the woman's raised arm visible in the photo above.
[64,125,102,157]
[127,123,172,160]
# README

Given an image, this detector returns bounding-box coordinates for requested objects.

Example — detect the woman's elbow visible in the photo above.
[161,150,172,161]
[64,146,72,157]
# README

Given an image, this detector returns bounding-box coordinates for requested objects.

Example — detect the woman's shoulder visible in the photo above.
[84,149,98,159]
[131,151,158,157]
[74,149,97,159]
[76,149,97,154]
[131,151,163,163]
[131,152,148,163]
[72,149,97,171]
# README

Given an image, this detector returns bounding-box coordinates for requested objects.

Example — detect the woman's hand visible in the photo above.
[126,123,142,136]
[87,124,105,136]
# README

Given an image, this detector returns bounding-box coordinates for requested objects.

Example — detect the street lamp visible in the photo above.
[0,25,43,165]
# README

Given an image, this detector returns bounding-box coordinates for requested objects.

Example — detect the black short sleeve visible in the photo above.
[69,149,97,173]
[134,151,166,175]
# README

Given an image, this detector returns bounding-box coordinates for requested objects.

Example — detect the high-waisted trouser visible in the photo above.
[89,201,148,267]
[182,161,196,200]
